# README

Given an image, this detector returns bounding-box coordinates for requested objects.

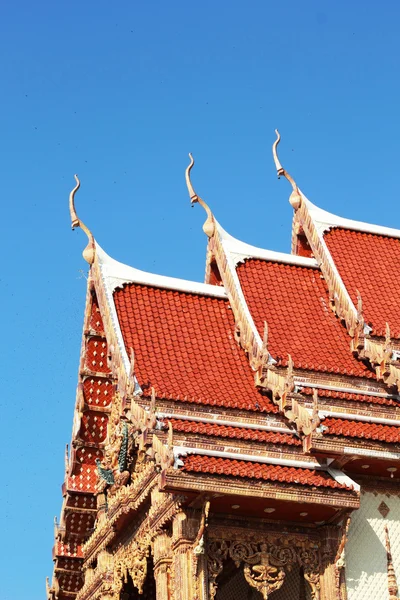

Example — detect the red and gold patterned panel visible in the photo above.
[89,296,104,333]
[67,447,103,493]
[79,410,108,443]
[64,512,95,537]
[82,376,113,407]
[86,337,110,373]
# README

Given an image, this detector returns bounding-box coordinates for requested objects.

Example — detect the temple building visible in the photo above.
[47,132,400,600]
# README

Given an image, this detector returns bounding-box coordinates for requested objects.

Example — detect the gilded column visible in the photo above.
[171,510,207,600]
[319,526,340,600]
[153,532,173,600]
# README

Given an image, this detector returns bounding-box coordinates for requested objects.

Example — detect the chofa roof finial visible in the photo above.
[272,130,302,210]
[186,153,215,238]
[69,175,96,264]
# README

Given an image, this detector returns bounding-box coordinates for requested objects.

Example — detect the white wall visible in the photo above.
[346,491,400,600]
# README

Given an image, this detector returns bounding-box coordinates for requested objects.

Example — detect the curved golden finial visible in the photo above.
[272,130,302,210]
[186,153,215,238]
[69,174,95,264]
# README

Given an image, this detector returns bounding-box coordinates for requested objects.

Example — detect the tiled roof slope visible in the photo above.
[324,228,400,337]
[236,259,373,378]
[168,418,301,446]
[181,455,352,490]
[113,283,277,412]
[322,417,400,443]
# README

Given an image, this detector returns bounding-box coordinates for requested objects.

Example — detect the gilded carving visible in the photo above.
[206,536,320,600]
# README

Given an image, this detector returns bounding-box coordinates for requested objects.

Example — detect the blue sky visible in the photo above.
[1,1,400,598]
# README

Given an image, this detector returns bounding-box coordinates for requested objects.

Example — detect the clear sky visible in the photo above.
[1,1,400,598]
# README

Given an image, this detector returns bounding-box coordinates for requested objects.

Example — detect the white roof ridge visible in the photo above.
[215,221,319,268]
[304,195,400,239]
[95,243,227,298]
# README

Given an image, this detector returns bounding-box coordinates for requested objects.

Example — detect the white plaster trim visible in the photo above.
[157,412,294,434]
[305,196,400,239]
[173,445,322,470]
[319,410,400,426]
[217,222,318,268]
[326,466,360,492]
[96,243,226,298]
[343,447,400,460]
[296,380,400,401]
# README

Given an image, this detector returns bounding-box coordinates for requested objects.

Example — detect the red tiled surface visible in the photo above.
[83,377,113,407]
[114,284,277,412]
[237,259,373,378]
[168,418,301,446]
[57,572,83,593]
[301,387,397,407]
[325,228,400,337]
[323,417,400,443]
[181,455,352,490]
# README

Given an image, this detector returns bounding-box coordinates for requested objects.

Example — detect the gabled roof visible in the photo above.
[113,280,277,412]
[324,228,400,337]
[237,257,372,377]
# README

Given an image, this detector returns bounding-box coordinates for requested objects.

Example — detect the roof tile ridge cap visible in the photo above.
[95,242,226,298]
[215,219,318,268]
[304,195,400,240]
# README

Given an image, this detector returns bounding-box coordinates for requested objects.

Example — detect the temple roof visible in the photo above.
[113,279,276,412]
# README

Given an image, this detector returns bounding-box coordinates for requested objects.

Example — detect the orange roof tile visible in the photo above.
[324,228,400,337]
[113,284,277,412]
[323,417,400,443]
[301,387,397,407]
[168,418,301,446]
[181,455,352,490]
[237,259,373,378]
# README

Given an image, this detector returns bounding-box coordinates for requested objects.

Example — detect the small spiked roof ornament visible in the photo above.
[185,153,215,238]
[272,130,302,210]
[69,174,96,264]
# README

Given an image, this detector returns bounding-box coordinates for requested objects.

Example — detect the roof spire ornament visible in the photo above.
[272,130,302,210]
[69,175,96,264]
[185,153,215,237]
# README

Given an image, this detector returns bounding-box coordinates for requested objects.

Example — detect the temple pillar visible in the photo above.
[153,532,173,600]
[319,526,340,600]
[171,510,207,600]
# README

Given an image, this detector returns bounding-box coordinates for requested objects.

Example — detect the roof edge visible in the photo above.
[305,196,400,239]
[96,243,227,298]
